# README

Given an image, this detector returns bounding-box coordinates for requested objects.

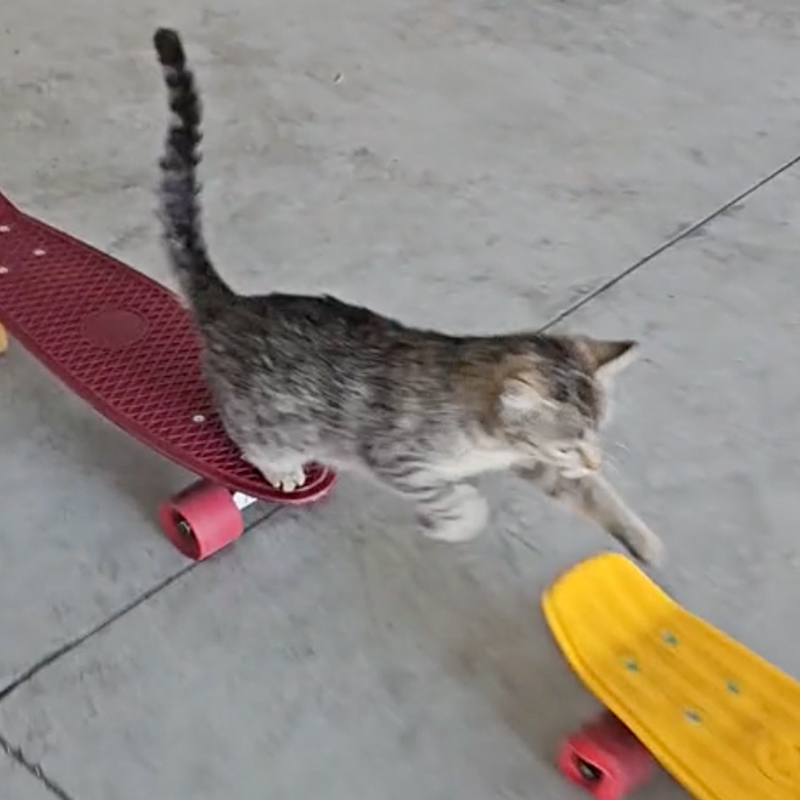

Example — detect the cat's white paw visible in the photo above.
[421,488,489,543]
[630,526,665,567]
[263,465,307,493]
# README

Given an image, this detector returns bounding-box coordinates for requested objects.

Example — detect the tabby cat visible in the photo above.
[153,28,663,565]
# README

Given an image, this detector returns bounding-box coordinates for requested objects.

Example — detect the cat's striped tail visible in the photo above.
[153,28,232,304]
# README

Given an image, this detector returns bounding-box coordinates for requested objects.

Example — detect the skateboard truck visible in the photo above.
[558,711,655,799]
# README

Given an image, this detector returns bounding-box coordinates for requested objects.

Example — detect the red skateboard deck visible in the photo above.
[0,191,335,557]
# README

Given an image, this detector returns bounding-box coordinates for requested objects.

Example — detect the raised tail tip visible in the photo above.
[153,28,186,68]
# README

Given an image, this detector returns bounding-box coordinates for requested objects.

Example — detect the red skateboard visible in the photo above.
[0,191,335,559]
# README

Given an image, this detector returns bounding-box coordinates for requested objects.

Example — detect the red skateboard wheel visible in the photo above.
[557,712,655,799]
[158,479,244,560]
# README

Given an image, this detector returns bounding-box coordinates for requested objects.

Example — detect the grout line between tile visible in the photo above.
[0,502,286,706]
[0,503,282,798]
[0,732,76,800]
[538,151,800,332]
[0,562,197,705]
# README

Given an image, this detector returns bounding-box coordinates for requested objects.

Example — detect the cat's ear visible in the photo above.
[499,373,549,415]
[586,338,638,381]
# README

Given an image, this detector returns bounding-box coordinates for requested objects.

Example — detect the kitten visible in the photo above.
[152,28,663,565]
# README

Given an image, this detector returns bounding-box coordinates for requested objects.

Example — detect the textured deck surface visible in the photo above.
[544,553,800,800]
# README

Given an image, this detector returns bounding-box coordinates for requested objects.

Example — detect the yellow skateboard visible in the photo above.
[542,552,800,799]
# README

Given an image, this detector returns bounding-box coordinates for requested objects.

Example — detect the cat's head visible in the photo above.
[496,336,637,478]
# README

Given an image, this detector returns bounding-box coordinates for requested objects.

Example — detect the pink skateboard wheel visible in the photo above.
[158,479,244,560]
[557,711,655,799]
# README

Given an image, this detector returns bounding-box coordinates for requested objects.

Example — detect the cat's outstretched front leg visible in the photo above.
[518,465,663,565]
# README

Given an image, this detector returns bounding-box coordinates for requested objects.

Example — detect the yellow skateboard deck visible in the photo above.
[542,553,800,800]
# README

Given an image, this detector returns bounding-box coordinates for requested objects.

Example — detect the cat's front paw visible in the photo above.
[629,526,665,567]
[262,465,308,494]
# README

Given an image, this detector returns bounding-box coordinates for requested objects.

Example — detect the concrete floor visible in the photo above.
[1,0,800,797]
